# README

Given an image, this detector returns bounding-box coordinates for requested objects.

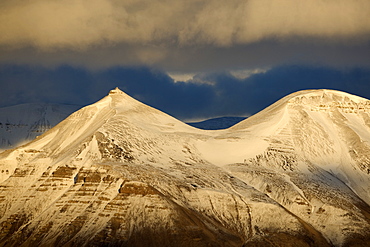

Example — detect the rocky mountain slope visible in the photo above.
[0,88,369,246]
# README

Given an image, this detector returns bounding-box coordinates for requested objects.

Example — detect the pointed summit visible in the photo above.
[106,87,139,105]
[108,87,124,95]
[2,87,201,167]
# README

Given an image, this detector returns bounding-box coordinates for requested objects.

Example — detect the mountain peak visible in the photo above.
[285,89,370,114]
[105,87,143,110]
[286,89,367,104]
[233,89,370,127]
[108,87,124,95]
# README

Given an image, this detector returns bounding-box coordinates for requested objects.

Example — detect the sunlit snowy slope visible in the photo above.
[0,88,369,246]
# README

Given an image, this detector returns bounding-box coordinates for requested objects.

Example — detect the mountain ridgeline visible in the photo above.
[0,88,369,246]
[0,103,244,151]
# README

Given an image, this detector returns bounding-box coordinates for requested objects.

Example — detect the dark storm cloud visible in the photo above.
[1,41,369,75]
[0,0,369,73]
[1,65,370,121]
[1,0,369,49]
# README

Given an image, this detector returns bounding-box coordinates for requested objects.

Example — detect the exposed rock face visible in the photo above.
[0,88,369,246]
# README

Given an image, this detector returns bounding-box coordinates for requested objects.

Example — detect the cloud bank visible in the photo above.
[1,64,370,121]
[1,0,369,50]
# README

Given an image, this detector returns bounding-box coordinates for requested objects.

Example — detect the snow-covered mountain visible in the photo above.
[0,88,369,246]
[187,116,246,130]
[0,103,80,150]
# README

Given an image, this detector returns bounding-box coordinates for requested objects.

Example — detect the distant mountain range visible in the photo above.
[0,88,369,246]
[187,116,246,130]
[0,103,81,150]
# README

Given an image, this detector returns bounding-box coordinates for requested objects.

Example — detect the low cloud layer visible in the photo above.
[1,0,369,50]
[1,64,370,121]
